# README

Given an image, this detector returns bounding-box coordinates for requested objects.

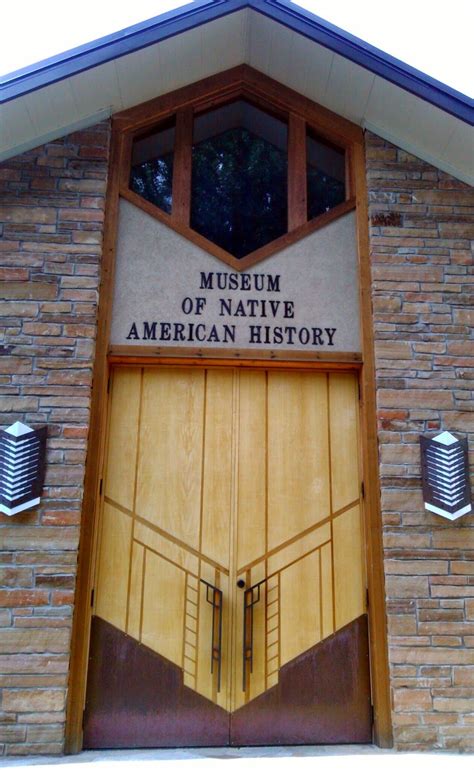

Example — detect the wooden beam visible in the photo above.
[288,113,307,231]
[172,106,193,226]
[108,348,362,367]
[353,138,393,748]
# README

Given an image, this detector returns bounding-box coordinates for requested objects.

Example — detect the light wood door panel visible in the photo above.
[280,549,321,667]
[136,368,205,549]
[237,370,266,571]
[333,504,365,630]
[329,373,360,512]
[133,516,200,574]
[266,520,331,577]
[127,541,144,638]
[95,502,132,632]
[201,370,234,568]
[267,372,330,551]
[104,368,141,510]
[320,541,334,638]
[141,550,186,666]
[94,366,366,716]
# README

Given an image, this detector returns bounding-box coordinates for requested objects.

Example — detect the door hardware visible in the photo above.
[242,577,266,690]
[200,578,223,692]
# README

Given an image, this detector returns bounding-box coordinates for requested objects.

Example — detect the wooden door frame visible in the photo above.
[64,67,392,753]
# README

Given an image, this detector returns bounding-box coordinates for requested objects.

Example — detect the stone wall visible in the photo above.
[366,132,474,751]
[0,124,110,755]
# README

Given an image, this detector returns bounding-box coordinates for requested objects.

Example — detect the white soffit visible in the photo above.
[0,9,472,186]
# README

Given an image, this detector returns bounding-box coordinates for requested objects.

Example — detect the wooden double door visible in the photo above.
[83,365,371,748]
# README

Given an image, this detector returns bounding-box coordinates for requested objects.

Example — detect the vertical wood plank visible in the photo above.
[329,373,360,512]
[320,542,334,638]
[267,371,329,550]
[201,369,233,566]
[196,561,218,703]
[95,503,132,632]
[237,370,266,570]
[353,139,393,747]
[345,144,353,199]
[246,572,266,706]
[141,550,186,667]
[104,368,141,510]
[127,542,144,639]
[172,106,193,225]
[280,550,321,667]
[136,368,205,550]
[288,113,307,230]
[333,505,365,631]
[216,570,230,712]
[119,132,133,189]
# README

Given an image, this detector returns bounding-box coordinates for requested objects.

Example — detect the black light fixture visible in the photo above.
[0,421,47,516]
[420,431,472,521]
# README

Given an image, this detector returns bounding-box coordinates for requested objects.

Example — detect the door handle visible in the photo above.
[242,578,266,691]
[200,579,223,692]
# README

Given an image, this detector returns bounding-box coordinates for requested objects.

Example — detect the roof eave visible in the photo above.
[1,0,473,125]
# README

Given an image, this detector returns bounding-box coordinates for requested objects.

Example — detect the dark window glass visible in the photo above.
[191,101,288,259]
[130,120,175,214]
[306,132,345,220]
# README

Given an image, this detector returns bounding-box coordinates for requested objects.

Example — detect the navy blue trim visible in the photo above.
[1,0,473,125]
[0,1,245,103]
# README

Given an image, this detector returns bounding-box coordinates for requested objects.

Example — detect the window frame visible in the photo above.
[119,65,357,271]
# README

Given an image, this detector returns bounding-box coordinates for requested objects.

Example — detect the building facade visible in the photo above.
[0,0,473,756]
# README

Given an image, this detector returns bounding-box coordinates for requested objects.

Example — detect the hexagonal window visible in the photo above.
[127,75,350,270]
[190,101,288,259]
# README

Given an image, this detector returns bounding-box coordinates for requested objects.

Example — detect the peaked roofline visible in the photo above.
[1,0,473,125]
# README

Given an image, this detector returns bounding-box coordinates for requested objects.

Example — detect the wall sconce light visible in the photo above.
[420,430,471,521]
[0,421,47,516]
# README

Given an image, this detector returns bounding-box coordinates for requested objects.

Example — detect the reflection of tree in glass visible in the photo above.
[130,153,174,214]
[307,167,345,221]
[191,128,288,259]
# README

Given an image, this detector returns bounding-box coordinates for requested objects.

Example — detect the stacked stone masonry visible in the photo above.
[366,132,474,752]
[0,124,110,755]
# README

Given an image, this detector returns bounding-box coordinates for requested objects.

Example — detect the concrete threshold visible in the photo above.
[0,746,473,768]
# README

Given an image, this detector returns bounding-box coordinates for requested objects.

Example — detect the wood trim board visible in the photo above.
[108,347,362,365]
[353,140,392,748]
[172,107,193,226]
[115,65,363,145]
[120,186,356,272]
[288,113,307,231]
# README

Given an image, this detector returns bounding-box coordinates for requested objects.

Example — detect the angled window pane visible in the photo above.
[130,119,175,214]
[307,131,345,221]
[191,101,288,259]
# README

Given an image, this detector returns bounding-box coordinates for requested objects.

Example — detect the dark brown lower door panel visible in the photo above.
[230,615,372,745]
[83,616,229,748]
[83,614,371,748]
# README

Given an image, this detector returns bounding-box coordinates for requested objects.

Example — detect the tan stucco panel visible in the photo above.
[111,199,361,353]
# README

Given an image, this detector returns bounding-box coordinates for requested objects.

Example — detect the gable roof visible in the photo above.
[1,0,473,182]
